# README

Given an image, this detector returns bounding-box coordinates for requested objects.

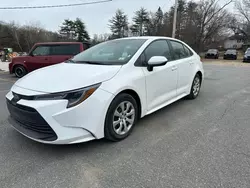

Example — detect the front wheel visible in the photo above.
[14,65,27,78]
[186,74,201,99]
[104,93,138,142]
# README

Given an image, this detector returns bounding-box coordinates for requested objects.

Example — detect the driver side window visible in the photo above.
[32,46,50,56]
[144,40,171,62]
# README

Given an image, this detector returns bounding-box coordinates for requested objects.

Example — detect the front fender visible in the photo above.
[100,67,147,117]
[10,62,28,73]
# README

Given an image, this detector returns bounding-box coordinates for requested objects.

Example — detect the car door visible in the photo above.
[141,40,178,112]
[26,45,51,71]
[169,40,195,96]
[49,44,81,65]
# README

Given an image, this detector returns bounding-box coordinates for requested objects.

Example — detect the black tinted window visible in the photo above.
[144,40,171,62]
[183,45,193,57]
[82,43,90,50]
[170,41,188,60]
[50,44,80,55]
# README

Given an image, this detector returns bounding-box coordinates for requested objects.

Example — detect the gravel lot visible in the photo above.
[0,63,250,188]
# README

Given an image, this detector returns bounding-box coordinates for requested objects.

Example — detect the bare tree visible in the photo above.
[196,0,233,51]
[235,0,250,40]
[9,22,23,51]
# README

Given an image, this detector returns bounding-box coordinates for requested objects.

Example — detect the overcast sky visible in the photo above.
[0,0,234,37]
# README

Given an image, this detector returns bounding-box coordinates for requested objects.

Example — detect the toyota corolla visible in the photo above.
[6,37,204,144]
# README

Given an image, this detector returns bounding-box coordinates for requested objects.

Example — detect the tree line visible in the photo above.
[0,0,249,53]
[108,0,250,52]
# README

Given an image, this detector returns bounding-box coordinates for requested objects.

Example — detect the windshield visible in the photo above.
[71,39,146,65]
[245,48,250,54]
[207,49,217,53]
[226,50,236,53]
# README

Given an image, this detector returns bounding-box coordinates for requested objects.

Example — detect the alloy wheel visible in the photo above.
[193,76,200,96]
[112,101,135,135]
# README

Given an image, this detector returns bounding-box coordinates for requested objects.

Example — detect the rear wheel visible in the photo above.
[104,93,138,142]
[14,65,27,78]
[186,74,201,99]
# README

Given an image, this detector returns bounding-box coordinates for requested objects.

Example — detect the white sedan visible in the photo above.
[6,37,204,144]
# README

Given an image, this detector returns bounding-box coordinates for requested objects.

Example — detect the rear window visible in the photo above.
[50,44,81,55]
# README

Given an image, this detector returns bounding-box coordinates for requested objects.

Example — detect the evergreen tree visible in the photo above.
[131,7,149,36]
[75,18,90,42]
[155,7,164,35]
[146,7,164,36]
[59,18,90,42]
[109,9,128,38]
[59,19,76,39]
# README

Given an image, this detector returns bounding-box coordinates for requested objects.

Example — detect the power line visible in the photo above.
[0,0,112,10]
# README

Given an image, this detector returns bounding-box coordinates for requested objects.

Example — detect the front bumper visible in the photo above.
[224,55,237,59]
[6,85,114,144]
[205,54,217,58]
[243,57,250,62]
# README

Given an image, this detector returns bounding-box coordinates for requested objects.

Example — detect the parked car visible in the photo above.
[243,48,250,63]
[205,49,219,59]
[224,49,238,60]
[9,42,90,78]
[6,36,204,144]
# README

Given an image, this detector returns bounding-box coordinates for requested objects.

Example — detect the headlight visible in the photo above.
[34,83,101,108]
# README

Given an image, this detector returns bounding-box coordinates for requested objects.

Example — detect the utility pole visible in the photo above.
[172,0,178,38]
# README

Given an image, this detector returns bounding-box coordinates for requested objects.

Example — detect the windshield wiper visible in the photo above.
[77,61,104,65]
[65,59,76,63]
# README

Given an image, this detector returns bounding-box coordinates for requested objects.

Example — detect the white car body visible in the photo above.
[6,37,204,144]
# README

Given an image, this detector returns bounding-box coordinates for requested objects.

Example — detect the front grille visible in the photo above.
[206,54,215,57]
[7,99,57,141]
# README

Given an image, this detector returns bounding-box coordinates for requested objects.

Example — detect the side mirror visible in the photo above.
[147,56,168,71]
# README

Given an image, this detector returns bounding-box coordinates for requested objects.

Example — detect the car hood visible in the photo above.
[14,63,122,93]
[12,56,29,62]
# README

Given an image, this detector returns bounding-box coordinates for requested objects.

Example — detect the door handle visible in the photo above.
[190,62,194,65]
[172,66,178,71]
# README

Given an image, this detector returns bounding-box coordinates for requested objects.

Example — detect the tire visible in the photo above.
[14,65,27,78]
[186,74,201,100]
[104,93,138,142]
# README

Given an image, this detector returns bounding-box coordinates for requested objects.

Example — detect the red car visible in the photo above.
[9,42,90,78]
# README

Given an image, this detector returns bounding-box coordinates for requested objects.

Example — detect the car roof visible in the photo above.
[114,36,182,42]
[34,42,84,45]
